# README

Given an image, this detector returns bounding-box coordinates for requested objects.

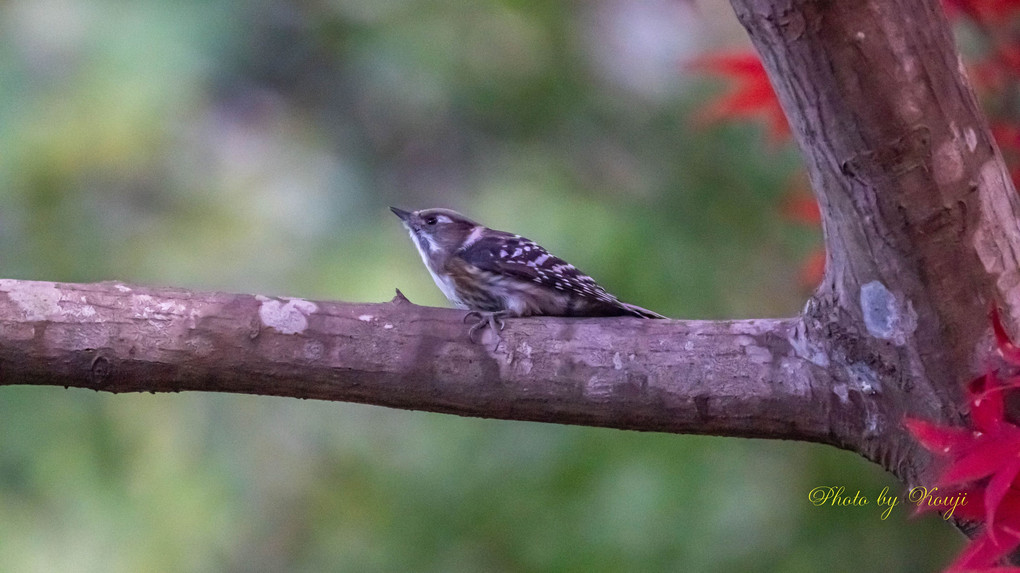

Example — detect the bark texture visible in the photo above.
[0,280,835,442]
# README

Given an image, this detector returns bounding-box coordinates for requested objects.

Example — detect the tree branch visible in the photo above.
[729,0,1020,482]
[0,279,837,442]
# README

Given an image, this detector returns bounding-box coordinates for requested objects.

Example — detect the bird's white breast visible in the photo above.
[407,228,468,309]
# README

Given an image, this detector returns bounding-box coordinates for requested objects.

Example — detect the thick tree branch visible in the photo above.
[730,0,1020,482]
[0,279,836,442]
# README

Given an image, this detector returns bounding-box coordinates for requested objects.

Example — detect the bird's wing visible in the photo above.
[456,233,648,315]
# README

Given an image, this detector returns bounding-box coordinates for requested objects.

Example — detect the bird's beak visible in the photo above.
[390,207,412,222]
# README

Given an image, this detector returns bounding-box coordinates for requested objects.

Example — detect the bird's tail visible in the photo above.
[620,302,667,319]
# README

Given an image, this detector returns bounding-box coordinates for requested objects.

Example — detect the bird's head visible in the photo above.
[390,207,480,256]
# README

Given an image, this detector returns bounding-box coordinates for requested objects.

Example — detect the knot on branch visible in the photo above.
[89,354,113,388]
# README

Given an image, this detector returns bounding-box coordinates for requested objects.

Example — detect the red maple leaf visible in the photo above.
[904,308,1020,571]
[906,376,1020,570]
[687,52,790,141]
[904,479,1020,571]
[947,525,1020,573]
[945,376,1020,535]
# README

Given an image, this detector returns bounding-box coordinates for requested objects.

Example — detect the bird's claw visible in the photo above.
[464,311,507,347]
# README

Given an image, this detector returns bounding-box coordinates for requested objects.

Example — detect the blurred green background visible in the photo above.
[0,0,961,571]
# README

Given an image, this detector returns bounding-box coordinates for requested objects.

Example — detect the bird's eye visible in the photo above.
[424,216,438,226]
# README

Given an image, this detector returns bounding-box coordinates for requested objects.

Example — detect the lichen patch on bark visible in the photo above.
[860,281,917,345]
[257,296,318,335]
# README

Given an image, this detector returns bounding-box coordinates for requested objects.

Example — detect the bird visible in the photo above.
[390,207,665,341]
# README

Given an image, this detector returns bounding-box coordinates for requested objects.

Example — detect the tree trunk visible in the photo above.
[730,0,1020,486]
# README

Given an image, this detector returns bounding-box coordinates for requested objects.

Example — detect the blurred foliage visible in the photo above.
[0,0,959,571]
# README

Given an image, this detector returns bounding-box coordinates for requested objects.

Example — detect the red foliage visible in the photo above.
[797,249,826,289]
[689,3,1020,295]
[942,0,1020,23]
[906,309,1020,571]
[997,47,1020,79]
[941,0,1020,191]
[777,178,825,288]
[781,193,822,226]
[687,52,790,141]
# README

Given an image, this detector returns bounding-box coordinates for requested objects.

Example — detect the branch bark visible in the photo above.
[0,279,836,442]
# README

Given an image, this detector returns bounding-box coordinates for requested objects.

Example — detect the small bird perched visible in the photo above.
[391,207,665,340]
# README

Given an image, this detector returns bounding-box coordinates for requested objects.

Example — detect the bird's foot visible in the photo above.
[464,310,508,347]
